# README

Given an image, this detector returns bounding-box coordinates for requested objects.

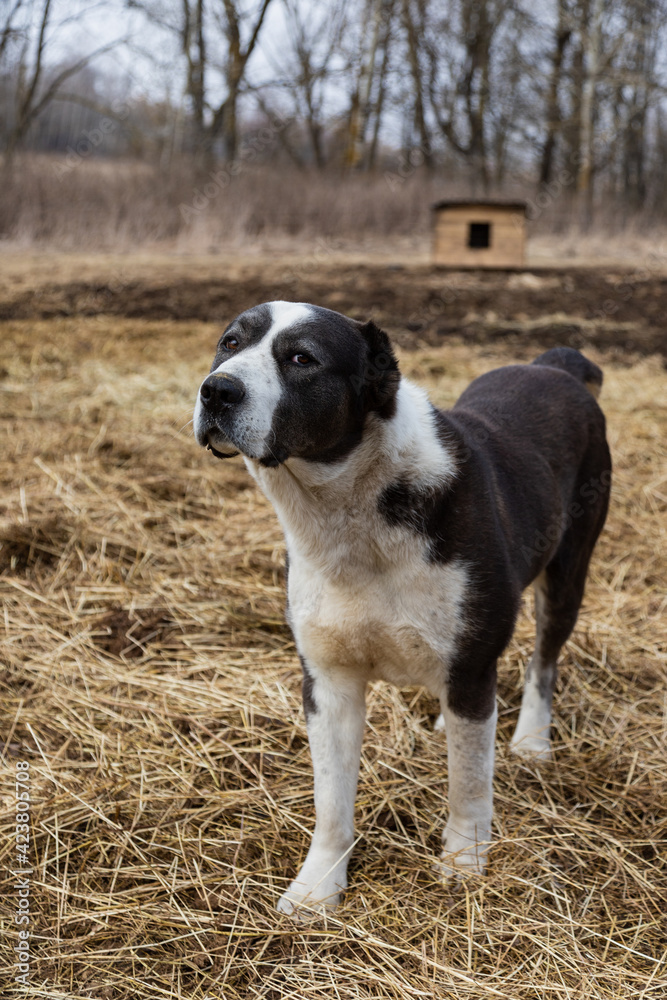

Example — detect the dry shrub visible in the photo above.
[4,155,664,259]
[0,156,444,251]
[0,307,665,998]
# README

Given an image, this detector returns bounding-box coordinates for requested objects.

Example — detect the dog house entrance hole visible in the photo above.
[468,222,491,248]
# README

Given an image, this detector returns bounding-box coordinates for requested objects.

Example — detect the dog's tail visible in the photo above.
[531,347,603,400]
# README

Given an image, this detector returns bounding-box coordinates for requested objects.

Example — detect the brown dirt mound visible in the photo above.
[1,265,666,357]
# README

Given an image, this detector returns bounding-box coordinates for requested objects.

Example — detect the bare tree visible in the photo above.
[345,0,393,169]
[215,0,273,160]
[554,0,647,226]
[1,0,123,166]
[254,0,349,168]
[128,0,273,164]
[0,0,26,65]
[616,0,665,213]
[415,0,522,191]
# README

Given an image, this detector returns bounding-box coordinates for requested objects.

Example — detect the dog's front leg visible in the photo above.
[277,664,366,918]
[438,698,497,877]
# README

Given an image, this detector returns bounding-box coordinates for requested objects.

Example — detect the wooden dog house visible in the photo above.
[432,199,527,268]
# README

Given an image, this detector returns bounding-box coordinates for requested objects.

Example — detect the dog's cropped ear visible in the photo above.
[352,319,401,419]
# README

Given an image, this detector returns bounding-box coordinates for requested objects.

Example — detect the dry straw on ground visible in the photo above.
[1,311,666,999]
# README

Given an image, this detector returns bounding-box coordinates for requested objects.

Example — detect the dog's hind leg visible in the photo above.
[512,431,610,761]
[511,509,606,759]
[277,663,366,918]
[510,571,563,759]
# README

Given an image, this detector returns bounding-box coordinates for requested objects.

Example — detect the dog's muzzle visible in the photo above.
[198,373,246,458]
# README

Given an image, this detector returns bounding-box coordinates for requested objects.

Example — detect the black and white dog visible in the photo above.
[193,301,611,917]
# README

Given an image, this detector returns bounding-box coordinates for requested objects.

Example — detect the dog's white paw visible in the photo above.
[276,851,347,920]
[277,882,340,921]
[510,732,552,761]
[437,823,490,881]
[433,713,446,733]
[435,850,486,882]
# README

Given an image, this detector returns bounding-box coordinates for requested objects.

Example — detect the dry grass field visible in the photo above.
[1,255,666,999]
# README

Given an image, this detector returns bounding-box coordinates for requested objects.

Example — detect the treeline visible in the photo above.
[2,0,667,225]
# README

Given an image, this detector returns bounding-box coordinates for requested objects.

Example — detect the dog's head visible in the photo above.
[194,302,400,467]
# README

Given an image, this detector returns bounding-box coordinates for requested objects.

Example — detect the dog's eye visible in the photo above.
[290,353,314,366]
[222,335,240,351]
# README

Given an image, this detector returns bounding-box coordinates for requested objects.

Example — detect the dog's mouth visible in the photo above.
[200,423,241,460]
[206,441,240,460]
[200,424,286,466]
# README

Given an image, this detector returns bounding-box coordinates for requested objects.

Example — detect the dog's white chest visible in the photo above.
[288,553,468,693]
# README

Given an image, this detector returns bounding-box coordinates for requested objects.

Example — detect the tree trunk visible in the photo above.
[367,0,394,170]
[401,0,432,166]
[539,0,571,187]
[357,0,383,167]
[213,0,273,163]
[345,0,382,169]
[577,0,603,229]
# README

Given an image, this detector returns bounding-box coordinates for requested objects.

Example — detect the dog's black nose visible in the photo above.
[200,373,246,408]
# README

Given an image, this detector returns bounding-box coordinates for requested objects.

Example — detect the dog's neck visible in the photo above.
[244,379,458,574]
